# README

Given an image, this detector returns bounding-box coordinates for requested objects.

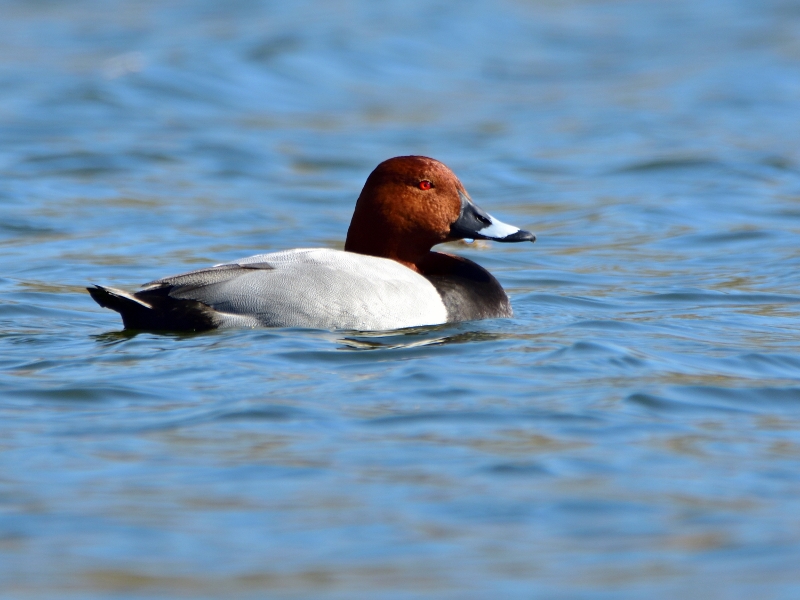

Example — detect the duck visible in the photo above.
[88,155,535,331]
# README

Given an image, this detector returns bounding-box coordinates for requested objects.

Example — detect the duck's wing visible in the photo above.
[91,249,447,331]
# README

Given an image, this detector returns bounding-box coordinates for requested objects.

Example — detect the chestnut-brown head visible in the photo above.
[344,156,535,270]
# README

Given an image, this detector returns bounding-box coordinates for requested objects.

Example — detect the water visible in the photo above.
[2,0,800,597]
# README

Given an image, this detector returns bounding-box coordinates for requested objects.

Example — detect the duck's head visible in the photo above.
[344,156,535,270]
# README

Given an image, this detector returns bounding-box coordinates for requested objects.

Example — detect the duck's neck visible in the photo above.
[345,209,439,272]
[344,235,430,273]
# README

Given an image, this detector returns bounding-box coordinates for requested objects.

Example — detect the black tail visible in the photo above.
[87,285,217,331]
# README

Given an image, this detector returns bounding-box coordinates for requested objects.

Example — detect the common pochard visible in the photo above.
[88,156,535,331]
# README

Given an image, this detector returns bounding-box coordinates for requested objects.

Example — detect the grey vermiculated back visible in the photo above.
[143,249,448,331]
[144,263,273,292]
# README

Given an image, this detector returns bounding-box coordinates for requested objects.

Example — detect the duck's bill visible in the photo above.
[449,191,536,243]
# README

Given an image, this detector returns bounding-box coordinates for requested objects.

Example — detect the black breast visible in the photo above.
[420,252,512,322]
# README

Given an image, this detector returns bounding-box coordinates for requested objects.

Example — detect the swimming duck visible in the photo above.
[88,155,535,331]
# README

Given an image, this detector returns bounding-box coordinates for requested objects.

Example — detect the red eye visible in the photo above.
[418,180,433,190]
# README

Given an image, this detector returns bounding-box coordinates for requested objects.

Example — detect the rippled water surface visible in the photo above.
[3,0,800,598]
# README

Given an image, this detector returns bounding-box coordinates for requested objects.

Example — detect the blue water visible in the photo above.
[3,0,800,598]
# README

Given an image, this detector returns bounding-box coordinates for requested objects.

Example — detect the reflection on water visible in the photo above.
[338,326,504,351]
[2,0,800,598]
